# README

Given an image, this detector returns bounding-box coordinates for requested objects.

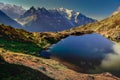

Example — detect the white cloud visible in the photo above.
[101,43,120,71]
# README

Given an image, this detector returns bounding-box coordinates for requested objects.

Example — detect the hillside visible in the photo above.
[0,10,23,28]
[0,54,53,80]
[0,49,119,80]
[0,24,46,55]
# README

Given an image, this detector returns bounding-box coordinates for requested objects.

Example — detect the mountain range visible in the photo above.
[0,3,96,32]
[17,7,73,32]
[1,3,120,33]
[16,7,96,32]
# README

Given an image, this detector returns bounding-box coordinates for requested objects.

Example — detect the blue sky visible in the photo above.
[0,0,120,20]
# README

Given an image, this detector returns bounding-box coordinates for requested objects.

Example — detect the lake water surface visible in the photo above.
[42,33,120,74]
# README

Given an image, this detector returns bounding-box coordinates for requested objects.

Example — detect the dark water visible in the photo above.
[50,34,113,61]
[41,33,120,74]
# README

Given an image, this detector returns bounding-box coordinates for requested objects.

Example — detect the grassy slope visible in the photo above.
[0,24,50,56]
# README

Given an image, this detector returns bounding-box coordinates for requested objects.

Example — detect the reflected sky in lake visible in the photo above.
[49,33,120,73]
[50,34,113,61]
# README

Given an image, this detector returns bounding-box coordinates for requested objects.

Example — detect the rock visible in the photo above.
[102,72,113,77]
[39,66,47,71]
[88,75,95,80]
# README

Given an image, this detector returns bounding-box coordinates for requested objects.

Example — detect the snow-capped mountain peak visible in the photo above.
[56,8,95,26]
[57,8,79,20]
[16,7,95,32]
